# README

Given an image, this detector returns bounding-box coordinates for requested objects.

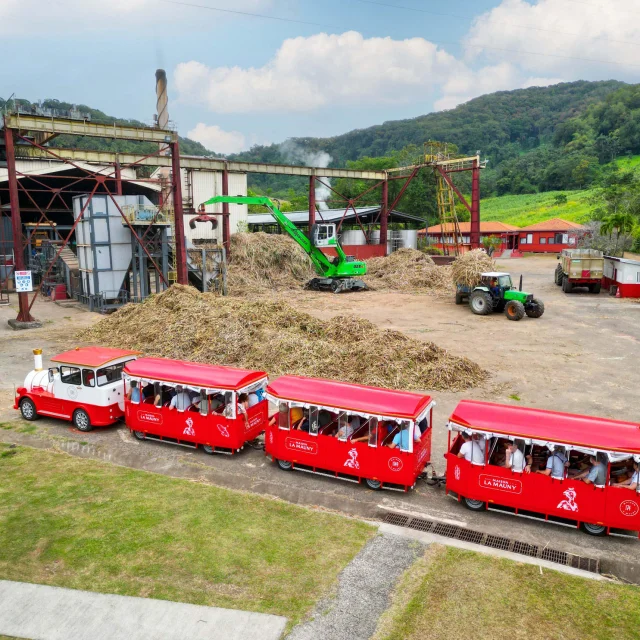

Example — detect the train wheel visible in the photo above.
[133,430,146,441]
[19,398,39,421]
[365,478,382,490]
[73,409,92,432]
[277,459,293,471]
[582,522,606,536]
[202,445,214,454]
[463,497,486,511]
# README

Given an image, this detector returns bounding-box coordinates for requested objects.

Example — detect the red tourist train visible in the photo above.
[446,400,640,537]
[13,347,640,537]
[264,375,434,491]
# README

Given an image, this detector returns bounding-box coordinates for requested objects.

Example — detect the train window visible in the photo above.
[200,389,208,416]
[97,362,126,386]
[397,420,412,452]
[337,412,348,441]
[368,417,379,447]
[60,366,81,385]
[82,369,96,388]
[278,402,289,430]
[223,392,235,419]
[48,367,59,382]
[308,406,319,436]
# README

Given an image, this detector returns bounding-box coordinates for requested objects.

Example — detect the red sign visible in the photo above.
[620,500,640,517]
[138,411,162,425]
[285,437,318,455]
[479,474,522,494]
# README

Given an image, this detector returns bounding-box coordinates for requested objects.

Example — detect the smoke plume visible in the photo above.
[280,141,333,211]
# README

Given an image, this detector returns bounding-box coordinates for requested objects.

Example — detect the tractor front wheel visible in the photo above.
[469,291,493,316]
[455,292,464,305]
[525,298,545,318]
[504,300,525,321]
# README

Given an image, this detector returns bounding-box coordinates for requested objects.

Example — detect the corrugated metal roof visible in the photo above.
[519,218,584,232]
[247,207,423,226]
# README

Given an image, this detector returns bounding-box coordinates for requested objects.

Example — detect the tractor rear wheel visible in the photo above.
[554,264,564,285]
[469,291,493,316]
[562,275,573,293]
[504,300,525,321]
[525,298,545,318]
[589,283,602,294]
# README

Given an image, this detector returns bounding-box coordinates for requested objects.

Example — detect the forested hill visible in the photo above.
[0,98,212,157]
[232,80,625,168]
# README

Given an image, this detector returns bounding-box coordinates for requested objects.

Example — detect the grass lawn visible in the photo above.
[374,545,640,640]
[0,443,374,626]
[480,190,595,227]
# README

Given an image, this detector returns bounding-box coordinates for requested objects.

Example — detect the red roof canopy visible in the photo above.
[519,218,584,232]
[51,347,140,368]
[421,221,520,235]
[450,400,640,454]
[124,357,267,390]
[267,375,432,420]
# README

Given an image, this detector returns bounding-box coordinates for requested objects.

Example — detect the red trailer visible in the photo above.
[445,400,640,537]
[123,358,268,454]
[15,347,140,431]
[265,375,434,491]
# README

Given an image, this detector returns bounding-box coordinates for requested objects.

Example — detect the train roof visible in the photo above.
[124,357,267,390]
[450,400,640,454]
[267,375,432,420]
[51,347,140,368]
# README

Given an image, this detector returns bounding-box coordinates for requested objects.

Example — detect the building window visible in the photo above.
[548,237,555,244]
[527,233,533,244]
[637,272,640,283]
[540,237,547,244]
[555,233,564,244]
[520,236,527,245]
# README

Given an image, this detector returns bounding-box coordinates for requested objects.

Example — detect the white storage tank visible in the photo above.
[340,229,367,245]
[74,194,140,296]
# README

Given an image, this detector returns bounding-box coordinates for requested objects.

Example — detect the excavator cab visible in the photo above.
[311,223,338,248]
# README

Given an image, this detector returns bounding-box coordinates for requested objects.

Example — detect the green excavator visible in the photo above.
[203,195,367,293]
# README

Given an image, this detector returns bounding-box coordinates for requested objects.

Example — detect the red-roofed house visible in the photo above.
[419,221,520,253]
[518,219,584,253]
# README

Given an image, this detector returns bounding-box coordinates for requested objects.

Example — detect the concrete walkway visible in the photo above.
[288,533,423,640]
[0,581,287,640]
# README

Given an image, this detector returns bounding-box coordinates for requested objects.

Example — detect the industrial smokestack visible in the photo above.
[155,69,169,130]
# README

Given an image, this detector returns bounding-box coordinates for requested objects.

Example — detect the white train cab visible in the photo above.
[15,347,140,431]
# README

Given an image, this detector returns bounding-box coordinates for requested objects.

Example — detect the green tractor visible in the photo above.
[456,272,545,321]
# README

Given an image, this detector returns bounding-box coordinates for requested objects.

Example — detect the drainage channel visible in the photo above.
[383,512,600,574]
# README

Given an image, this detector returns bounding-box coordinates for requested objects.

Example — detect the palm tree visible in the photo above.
[601,213,635,256]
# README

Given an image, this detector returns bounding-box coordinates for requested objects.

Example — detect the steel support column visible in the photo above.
[115,160,123,196]
[380,180,389,255]
[470,159,480,249]
[308,176,316,238]
[5,128,35,322]
[222,168,230,256]
[170,140,188,284]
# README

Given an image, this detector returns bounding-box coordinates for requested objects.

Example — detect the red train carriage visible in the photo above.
[14,347,140,431]
[265,375,434,491]
[445,400,640,537]
[123,357,268,454]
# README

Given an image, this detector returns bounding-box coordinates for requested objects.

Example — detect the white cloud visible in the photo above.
[175,31,467,113]
[465,0,640,79]
[435,62,564,110]
[187,123,247,154]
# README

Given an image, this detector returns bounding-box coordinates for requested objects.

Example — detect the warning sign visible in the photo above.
[15,271,33,292]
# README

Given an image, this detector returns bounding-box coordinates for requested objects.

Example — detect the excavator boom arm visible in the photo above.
[202,195,336,276]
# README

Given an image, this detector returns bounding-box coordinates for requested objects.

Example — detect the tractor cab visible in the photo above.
[480,272,513,291]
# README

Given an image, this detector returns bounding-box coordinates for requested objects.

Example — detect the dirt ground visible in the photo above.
[2,255,640,575]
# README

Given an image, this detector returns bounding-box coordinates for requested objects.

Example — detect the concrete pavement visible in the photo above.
[0,581,287,640]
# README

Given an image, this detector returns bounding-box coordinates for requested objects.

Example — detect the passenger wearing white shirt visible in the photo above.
[614,461,639,491]
[457,433,486,465]
[169,386,192,411]
[504,442,528,472]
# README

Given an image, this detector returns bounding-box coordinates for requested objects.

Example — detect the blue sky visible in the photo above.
[1,0,639,154]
